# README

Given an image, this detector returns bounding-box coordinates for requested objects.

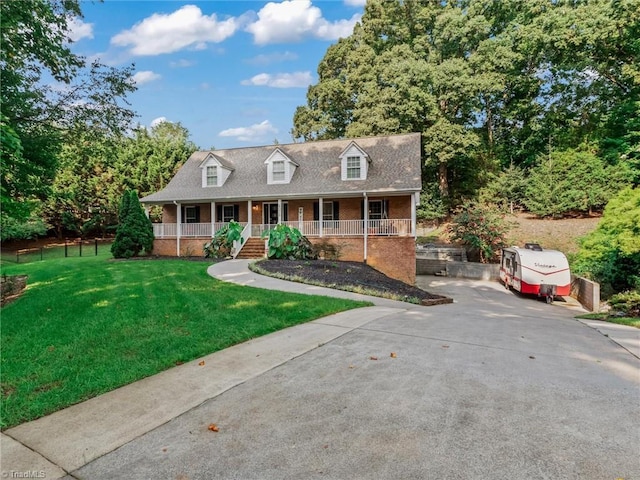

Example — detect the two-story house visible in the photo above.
[140,132,422,284]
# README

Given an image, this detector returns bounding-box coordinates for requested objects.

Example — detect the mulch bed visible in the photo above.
[256,259,452,305]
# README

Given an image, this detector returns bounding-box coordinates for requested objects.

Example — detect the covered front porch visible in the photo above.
[149,195,418,241]
[152,219,414,239]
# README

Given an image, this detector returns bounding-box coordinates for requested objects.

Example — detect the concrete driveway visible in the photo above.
[3,267,639,480]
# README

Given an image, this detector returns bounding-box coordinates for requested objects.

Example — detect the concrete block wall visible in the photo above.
[446,261,500,281]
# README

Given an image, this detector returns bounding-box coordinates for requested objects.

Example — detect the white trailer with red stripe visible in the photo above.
[500,244,571,303]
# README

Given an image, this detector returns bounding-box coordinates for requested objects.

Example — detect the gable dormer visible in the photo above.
[339,142,369,181]
[200,153,233,188]
[265,148,298,184]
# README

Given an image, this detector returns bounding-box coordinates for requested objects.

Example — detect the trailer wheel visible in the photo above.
[546,296,553,304]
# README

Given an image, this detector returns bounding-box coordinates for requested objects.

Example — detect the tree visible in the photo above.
[1,0,135,224]
[293,0,639,212]
[446,201,513,263]
[111,191,154,258]
[114,121,198,198]
[41,120,197,237]
[479,163,527,213]
[573,187,640,296]
[523,146,631,217]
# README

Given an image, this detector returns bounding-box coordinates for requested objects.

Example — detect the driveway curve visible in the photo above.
[6,260,638,480]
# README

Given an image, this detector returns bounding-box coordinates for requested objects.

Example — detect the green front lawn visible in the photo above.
[0,253,367,429]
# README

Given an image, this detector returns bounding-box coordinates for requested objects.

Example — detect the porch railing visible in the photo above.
[232,223,252,259]
[153,219,412,239]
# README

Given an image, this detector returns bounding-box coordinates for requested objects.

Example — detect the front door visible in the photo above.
[263,203,288,225]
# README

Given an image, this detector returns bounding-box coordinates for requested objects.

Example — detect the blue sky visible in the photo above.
[68,1,365,149]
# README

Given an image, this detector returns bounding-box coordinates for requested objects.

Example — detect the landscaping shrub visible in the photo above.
[110,190,154,258]
[262,224,316,260]
[446,201,512,263]
[573,187,640,296]
[0,212,47,241]
[204,220,243,258]
[608,290,640,318]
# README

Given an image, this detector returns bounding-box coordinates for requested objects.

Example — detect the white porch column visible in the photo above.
[143,206,150,218]
[277,199,282,224]
[363,193,368,262]
[411,192,418,237]
[247,200,252,235]
[176,202,181,256]
[211,202,216,236]
[318,197,323,238]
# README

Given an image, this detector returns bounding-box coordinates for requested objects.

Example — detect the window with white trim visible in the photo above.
[185,206,198,223]
[272,160,285,181]
[206,165,217,186]
[222,205,235,223]
[346,156,361,179]
[368,200,383,220]
[323,201,334,220]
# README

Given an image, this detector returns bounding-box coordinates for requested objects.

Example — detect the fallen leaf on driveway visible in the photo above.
[442,345,449,349]
[198,360,205,366]
[208,423,219,432]
[390,352,397,358]
[529,356,535,359]
[369,356,378,361]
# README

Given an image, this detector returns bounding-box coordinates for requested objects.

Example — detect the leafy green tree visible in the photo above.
[1,0,135,225]
[42,121,197,237]
[446,201,513,263]
[111,190,154,258]
[42,126,121,237]
[0,213,48,242]
[293,0,639,211]
[523,147,631,217]
[573,187,640,297]
[114,122,198,198]
[479,163,527,213]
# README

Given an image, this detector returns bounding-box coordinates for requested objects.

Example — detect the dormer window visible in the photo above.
[340,142,369,181]
[346,156,361,179]
[206,165,218,186]
[201,153,233,188]
[265,148,298,184]
[272,160,285,181]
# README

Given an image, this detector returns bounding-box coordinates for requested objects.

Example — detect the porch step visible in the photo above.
[236,238,266,259]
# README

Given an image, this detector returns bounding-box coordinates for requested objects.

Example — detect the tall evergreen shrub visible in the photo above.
[111,190,154,258]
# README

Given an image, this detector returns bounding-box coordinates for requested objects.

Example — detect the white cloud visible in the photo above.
[169,59,195,68]
[111,5,238,56]
[150,117,169,128]
[246,0,361,45]
[132,71,161,85]
[241,71,312,88]
[67,16,93,42]
[246,51,298,66]
[344,0,366,6]
[219,120,278,142]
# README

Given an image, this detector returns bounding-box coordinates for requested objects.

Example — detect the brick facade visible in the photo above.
[152,236,415,284]
[309,236,416,284]
[154,194,416,284]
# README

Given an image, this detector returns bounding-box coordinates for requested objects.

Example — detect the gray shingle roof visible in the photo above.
[140,133,422,204]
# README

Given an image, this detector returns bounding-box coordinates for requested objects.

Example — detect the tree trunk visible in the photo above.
[438,162,449,200]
